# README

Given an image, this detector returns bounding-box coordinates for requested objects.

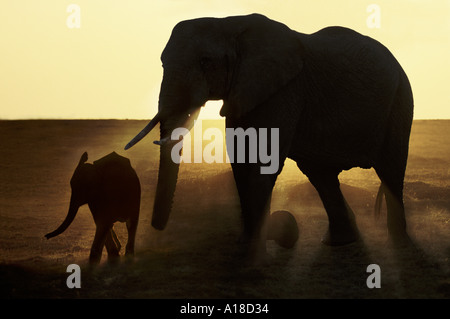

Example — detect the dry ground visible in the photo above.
[0,119,449,299]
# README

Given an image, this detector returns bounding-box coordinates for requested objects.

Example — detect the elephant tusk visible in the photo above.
[124,113,161,150]
[153,137,171,146]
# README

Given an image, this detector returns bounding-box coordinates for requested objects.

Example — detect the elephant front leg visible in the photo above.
[231,162,278,264]
[89,223,111,264]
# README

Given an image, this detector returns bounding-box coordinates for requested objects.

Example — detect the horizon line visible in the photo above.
[0,117,448,121]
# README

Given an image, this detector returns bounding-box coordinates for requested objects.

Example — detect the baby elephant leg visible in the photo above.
[89,224,110,264]
[105,226,121,261]
[125,218,138,256]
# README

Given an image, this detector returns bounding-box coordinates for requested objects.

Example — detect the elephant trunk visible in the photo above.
[45,197,79,239]
[151,107,201,230]
[124,111,185,230]
[151,135,181,230]
[124,72,202,230]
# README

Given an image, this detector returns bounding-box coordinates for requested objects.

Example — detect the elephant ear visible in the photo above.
[221,14,304,119]
[78,152,88,166]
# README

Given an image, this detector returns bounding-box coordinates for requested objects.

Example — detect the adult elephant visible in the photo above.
[125,14,413,260]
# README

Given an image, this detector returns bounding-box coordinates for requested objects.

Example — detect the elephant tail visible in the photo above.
[374,183,385,219]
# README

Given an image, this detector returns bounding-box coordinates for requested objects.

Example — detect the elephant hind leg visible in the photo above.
[125,218,138,256]
[375,163,409,244]
[111,227,121,251]
[374,76,412,245]
[105,226,121,261]
[302,166,359,245]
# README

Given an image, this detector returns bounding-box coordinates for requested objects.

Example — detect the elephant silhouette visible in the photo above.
[125,14,413,262]
[45,152,141,264]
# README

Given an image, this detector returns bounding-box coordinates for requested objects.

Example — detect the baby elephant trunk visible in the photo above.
[45,198,79,239]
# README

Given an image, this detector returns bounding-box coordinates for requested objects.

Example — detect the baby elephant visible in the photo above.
[45,152,141,264]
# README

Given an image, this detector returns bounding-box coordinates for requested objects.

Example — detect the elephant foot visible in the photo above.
[238,232,271,266]
[237,230,252,244]
[245,252,272,267]
[245,244,272,267]
[124,250,135,264]
[125,243,135,256]
[388,230,413,248]
[321,224,360,246]
[107,253,120,264]
[88,254,102,265]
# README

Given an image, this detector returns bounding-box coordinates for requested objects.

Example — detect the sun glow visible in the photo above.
[199,100,224,120]
[0,1,448,119]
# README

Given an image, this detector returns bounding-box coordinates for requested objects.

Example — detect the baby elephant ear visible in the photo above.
[222,14,304,119]
[78,152,88,166]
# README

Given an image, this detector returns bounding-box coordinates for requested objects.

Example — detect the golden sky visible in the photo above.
[0,0,449,119]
